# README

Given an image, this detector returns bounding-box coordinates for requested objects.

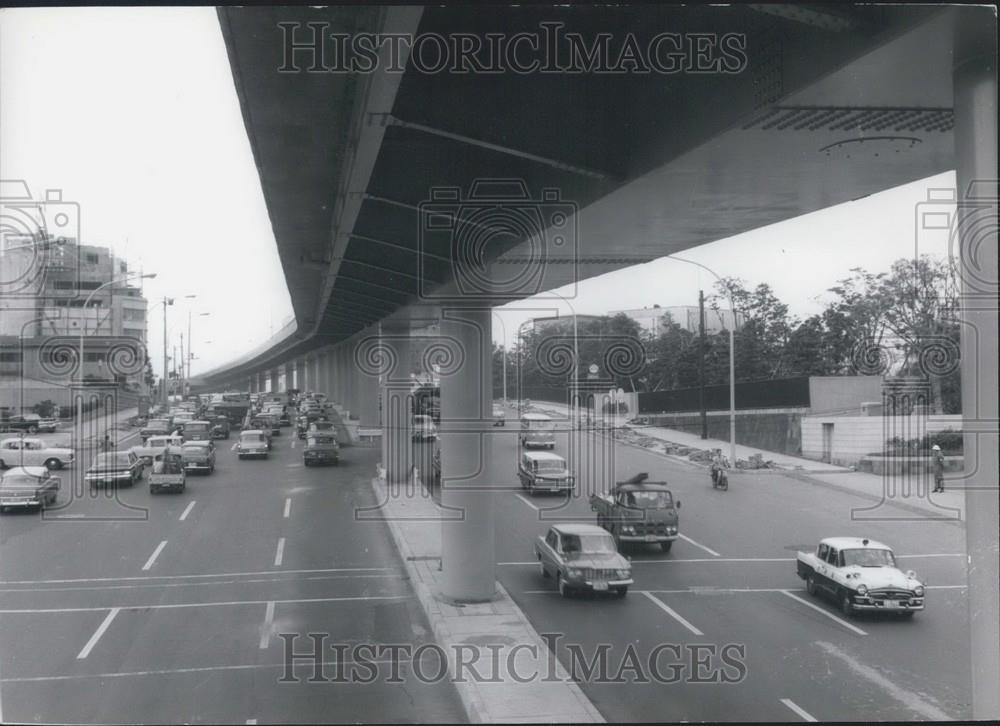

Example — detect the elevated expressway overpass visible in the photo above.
[194,6,997,714]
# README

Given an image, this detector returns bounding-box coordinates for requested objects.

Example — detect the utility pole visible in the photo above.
[180,332,185,400]
[699,290,707,439]
[161,297,173,409]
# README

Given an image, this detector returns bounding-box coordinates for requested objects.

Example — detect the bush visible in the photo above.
[879,429,963,456]
[32,400,58,418]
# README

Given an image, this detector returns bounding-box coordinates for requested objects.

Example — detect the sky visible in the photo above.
[1,7,955,376]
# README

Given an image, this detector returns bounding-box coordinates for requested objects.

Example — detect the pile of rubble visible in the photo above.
[735,453,776,469]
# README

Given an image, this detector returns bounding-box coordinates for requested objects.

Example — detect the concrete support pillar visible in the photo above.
[347,343,361,420]
[258,371,267,395]
[323,351,333,398]
[269,369,279,394]
[380,323,413,485]
[954,9,999,719]
[295,358,306,392]
[440,308,496,602]
[249,376,257,394]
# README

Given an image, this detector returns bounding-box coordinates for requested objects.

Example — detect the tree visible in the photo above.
[709,278,795,382]
[820,267,889,374]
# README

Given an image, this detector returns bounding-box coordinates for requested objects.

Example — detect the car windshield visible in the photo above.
[624,490,673,508]
[561,533,616,557]
[842,548,897,568]
[311,422,333,431]
[148,419,169,428]
[242,434,265,444]
[185,423,210,432]
[527,419,554,430]
[92,453,132,468]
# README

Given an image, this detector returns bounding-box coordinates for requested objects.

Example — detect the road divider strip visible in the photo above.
[780,590,867,636]
[142,541,168,571]
[179,501,196,521]
[641,591,704,636]
[780,698,817,722]
[0,566,399,586]
[76,608,120,659]
[0,594,411,614]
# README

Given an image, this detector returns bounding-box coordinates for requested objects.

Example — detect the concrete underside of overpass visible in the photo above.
[193,5,997,717]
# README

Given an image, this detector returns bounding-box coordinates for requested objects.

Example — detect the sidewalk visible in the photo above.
[524,400,966,522]
[369,470,604,723]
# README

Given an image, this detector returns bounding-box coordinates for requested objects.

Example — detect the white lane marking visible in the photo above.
[513,493,539,511]
[291,440,296,449]
[142,541,168,571]
[0,566,398,587]
[179,501,196,521]
[273,537,286,567]
[816,640,952,720]
[678,533,721,557]
[2,657,414,683]
[76,608,121,659]
[780,590,867,636]
[1,594,410,614]
[0,573,404,595]
[246,720,257,725]
[641,591,704,636]
[283,498,291,518]
[781,698,817,722]
[259,601,275,650]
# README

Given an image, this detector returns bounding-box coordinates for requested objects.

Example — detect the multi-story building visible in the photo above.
[611,305,742,336]
[0,238,149,412]
[530,314,604,335]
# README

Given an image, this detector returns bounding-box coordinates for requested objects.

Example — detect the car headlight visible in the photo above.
[622,526,635,534]
[616,569,630,579]
[856,584,868,596]
[567,568,582,578]
[914,585,924,597]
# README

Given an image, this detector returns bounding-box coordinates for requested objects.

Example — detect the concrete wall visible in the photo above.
[646,408,806,455]
[801,413,963,466]
[808,375,883,414]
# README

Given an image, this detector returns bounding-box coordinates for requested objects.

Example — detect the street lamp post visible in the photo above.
[666,255,737,465]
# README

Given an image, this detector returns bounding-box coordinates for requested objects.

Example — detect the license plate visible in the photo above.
[884,600,900,609]
[592,581,609,591]
[644,535,658,542]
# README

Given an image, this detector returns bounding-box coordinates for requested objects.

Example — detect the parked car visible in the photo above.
[534,523,633,598]
[0,438,75,470]
[590,473,680,552]
[181,420,213,442]
[181,440,216,474]
[140,418,173,442]
[517,451,575,494]
[85,451,143,488]
[796,537,925,617]
[0,414,59,434]
[412,414,438,442]
[149,447,186,494]
[236,430,270,459]
[0,466,60,512]
[519,413,555,449]
[130,435,185,466]
[303,433,339,466]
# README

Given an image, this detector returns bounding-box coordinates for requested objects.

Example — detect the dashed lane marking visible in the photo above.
[179,501,196,521]
[641,591,704,636]
[780,590,867,636]
[513,493,540,511]
[273,537,286,567]
[259,601,275,650]
[76,608,120,659]
[781,698,817,722]
[142,541,168,571]
[678,533,721,557]
[283,497,291,518]
[0,566,398,587]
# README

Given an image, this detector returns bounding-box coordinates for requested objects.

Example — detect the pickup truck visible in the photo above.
[796,537,925,618]
[589,473,680,552]
[131,435,185,466]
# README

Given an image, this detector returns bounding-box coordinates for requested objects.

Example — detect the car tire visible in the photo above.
[558,574,573,598]
[840,590,854,617]
[613,586,628,598]
[660,541,673,553]
[44,458,61,471]
[28,425,38,434]
[0,459,6,470]
[806,574,818,596]
[539,559,549,579]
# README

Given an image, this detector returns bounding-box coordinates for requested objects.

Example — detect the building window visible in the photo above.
[0,352,23,362]
[120,262,127,273]
[86,253,99,264]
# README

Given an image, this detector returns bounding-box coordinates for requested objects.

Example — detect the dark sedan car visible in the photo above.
[0,414,59,434]
[85,451,143,488]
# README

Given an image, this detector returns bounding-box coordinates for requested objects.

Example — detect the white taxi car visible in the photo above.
[0,438,75,471]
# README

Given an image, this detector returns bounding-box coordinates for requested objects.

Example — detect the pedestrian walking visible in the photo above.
[931,444,945,492]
